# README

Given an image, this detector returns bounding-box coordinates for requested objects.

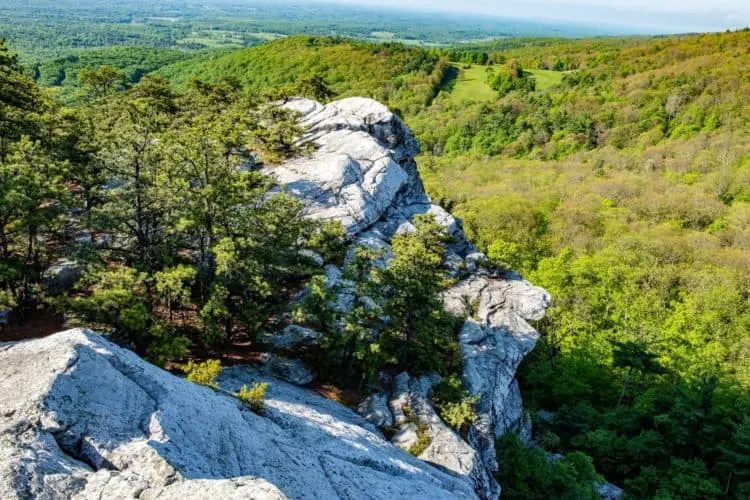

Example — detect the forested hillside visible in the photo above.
[1,22,749,499]
[418,30,750,499]
[32,46,201,102]
[156,36,451,115]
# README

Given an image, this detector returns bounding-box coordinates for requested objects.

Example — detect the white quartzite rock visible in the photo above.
[357,392,393,428]
[263,324,323,350]
[443,272,551,474]
[0,329,478,499]
[596,481,625,500]
[261,353,315,386]
[268,97,552,499]
[43,258,83,295]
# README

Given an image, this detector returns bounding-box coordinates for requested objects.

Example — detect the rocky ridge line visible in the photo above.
[268,97,551,498]
[0,97,551,500]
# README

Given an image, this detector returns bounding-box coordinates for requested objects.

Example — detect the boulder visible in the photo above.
[391,423,419,450]
[389,372,412,427]
[380,371,498,499]
[406,373,499,500]
[0,330,477,499]
[263,324,323,350]
[596,482,625,500]
[43,258,83,295]
[261,353,315,386]
[357,392,393,428]
[299,249,324,267]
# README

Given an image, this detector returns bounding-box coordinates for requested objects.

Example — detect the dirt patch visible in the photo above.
[311,382,365,409]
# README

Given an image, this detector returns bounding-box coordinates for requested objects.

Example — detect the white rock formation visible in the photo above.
[262,324,324,351]
[270,97,551,498]
[357,392,393,428]
[443,272,550,473]
[0,97,552,500]
[0,329,477,499]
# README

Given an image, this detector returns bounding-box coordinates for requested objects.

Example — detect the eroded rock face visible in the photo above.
[0,330,477,499]
[443,272,551,472]
[43,258,82,295]
[261,353,315,386]
[358,392,393,428]
[596,482,625,500]
[266,97,551,499]
[262,324,323,351]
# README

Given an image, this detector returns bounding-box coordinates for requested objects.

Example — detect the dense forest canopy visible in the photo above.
[154,36,451,115]
[418,29,750,499]
[0,6,749,497]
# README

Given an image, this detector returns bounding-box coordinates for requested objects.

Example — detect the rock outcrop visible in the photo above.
[0,97,552,499]
[443,272,550,473]
[0,329,477,499]
[269,97,551,498]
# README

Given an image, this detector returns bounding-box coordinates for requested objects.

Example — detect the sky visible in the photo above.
[324,0,750,33]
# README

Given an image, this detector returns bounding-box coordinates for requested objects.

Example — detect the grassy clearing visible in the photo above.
[526,69,568,90]
[445,63,497,103]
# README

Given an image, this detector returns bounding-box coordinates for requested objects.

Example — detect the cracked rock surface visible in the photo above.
[0,329,477,499]
[271,98,551,498]
[442,272,550,475]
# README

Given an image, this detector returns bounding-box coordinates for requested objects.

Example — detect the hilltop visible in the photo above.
[155,36,451,115]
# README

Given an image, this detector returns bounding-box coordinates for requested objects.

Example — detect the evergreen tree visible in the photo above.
[381,214,460,374]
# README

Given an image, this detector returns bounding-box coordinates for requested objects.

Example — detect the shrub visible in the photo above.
[403,404,432,456]
[437,395,480,431]
[183,359,222,388]
[409,422,432,456]
[433,375,480,432]
[238,382,270,414]
[307,220,348,265]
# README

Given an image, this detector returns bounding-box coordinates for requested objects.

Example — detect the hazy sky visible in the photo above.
[325,0,750,33]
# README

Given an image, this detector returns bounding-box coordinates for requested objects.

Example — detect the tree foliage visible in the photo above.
[296,215,461,387]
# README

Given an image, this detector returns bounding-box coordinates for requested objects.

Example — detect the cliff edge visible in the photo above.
[0,97,550,499]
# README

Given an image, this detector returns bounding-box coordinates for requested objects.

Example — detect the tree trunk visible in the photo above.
[724,471,732,496]
[405,311,414,345]
[0,228,8,258]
